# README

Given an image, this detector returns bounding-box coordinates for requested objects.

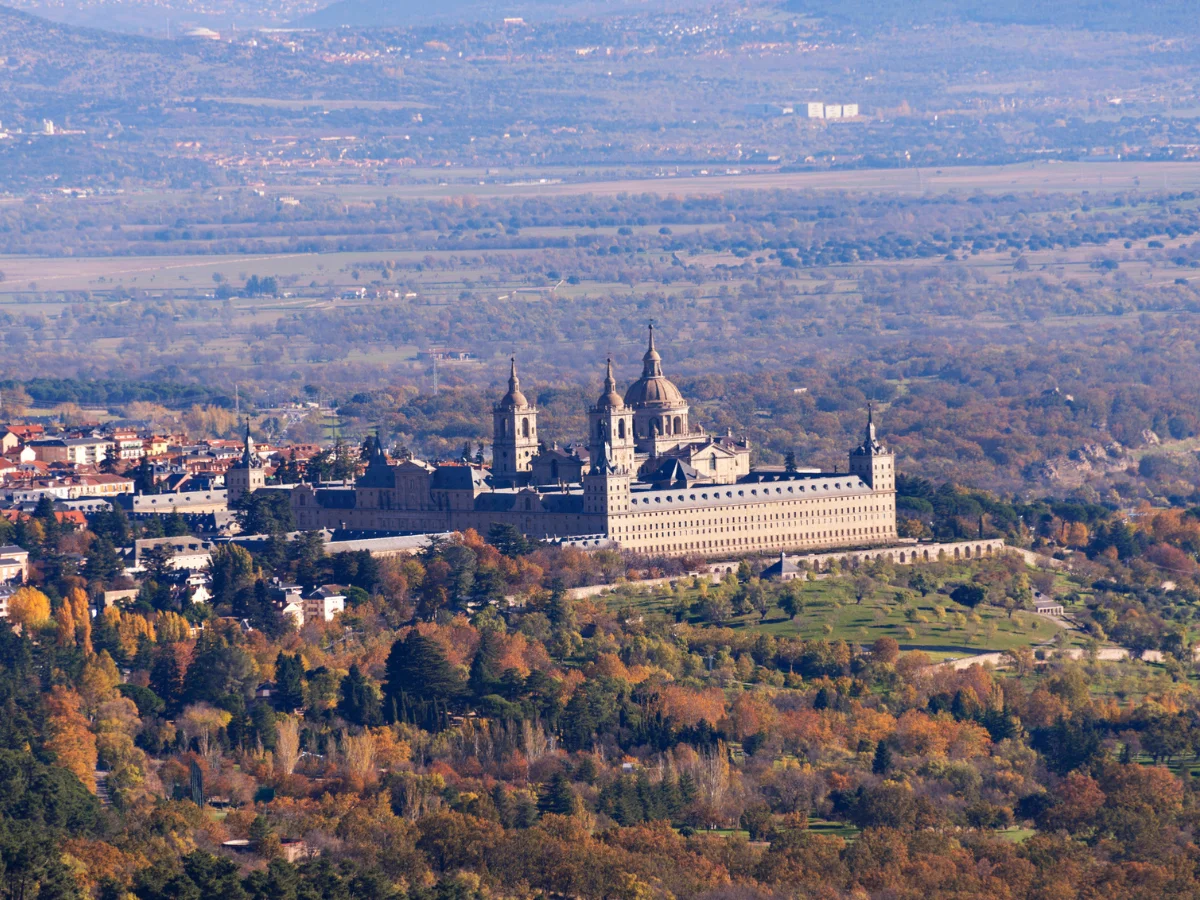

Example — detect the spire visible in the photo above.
[855,404,884,456]
[595,357,624,409]
[642,322,663,377]
[498,356,529,409]
[241,418,261,468]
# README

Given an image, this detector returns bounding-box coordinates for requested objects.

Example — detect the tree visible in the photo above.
[44,687,99,793]
[7,587,51,630]
[150,648,185,714]
[853,576,875,605]
[908,572,938,597]
[384,630,462,725]
[950,583,987,608]
[84,537,124,586]
[274,717,300,776]
[487,523,532,557]
[538,771,580,816]
[180,704,232,759]
[207,544,256,608]
[337,665,382,727]
[142,543,175,583]
[872,739,892,775]
[234,490,296,535]
[746,579,771,620]
[779,583,805,620]
[273,652,307,712]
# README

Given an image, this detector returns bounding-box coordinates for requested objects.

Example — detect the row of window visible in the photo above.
[624,524,896,555]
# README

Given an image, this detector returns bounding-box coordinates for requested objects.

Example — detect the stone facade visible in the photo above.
[290,327,898,559]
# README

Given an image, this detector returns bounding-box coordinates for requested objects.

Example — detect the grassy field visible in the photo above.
[610,568,1073,660]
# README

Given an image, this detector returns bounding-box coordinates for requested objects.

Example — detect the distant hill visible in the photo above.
[783,0,1199,36]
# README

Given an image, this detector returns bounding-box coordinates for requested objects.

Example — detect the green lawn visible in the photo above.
[611,571,1072,658]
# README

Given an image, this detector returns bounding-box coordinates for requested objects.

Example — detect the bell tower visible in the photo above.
[589,359,635,475]
[226,418,266,504]
[492,358,538,485]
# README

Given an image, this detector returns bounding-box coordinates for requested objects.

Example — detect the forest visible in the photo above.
[6,465,1200,898]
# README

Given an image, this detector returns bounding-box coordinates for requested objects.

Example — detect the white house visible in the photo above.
[303,585,346,624]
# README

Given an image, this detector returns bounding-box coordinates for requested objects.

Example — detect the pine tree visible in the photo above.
[873,739,892,775]
[467,629,504,699]
[337,665,381,727]
[539,771,580,816]
[383,630,462,722]
[273,652,307,711]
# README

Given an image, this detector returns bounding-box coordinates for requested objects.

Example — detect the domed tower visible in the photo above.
[492,358,538,485]
[849,404,894,493]
[226,418,266,504]
[589,359,635,474]
[623,324,692,454]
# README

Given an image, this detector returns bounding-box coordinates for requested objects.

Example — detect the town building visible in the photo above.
[28,436,111,466]
[290,327,897,558]
[304,585,346,623]
[133,536,217,571]
[0,545,29,583]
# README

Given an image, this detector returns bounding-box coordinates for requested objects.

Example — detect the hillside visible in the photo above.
[784,0,1200,35]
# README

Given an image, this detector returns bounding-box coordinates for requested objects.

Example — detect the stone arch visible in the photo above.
[673,415,682,434]
[522,417,530,438]
[964,545,972,558]
[618,419,626,439]
[923,550,930,561]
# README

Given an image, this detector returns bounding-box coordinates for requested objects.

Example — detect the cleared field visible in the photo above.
[264,160,1200,202]
[197,97,432,110]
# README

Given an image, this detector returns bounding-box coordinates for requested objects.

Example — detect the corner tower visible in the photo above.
[492,358,538,485]
[589,359,635,474]
[583,438,630,522]
[849,405,894,492]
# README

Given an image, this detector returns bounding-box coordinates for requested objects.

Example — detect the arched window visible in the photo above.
[502,420,509,436]
[673,416,682,433]
[522,418,530,438]
[618,420,626,439]
[652,419,661,435]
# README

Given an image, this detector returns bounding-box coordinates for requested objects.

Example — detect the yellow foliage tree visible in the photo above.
[79,651,122,714]
[8,586,51,630]
[155,610,190,643]
[54,599,76,648]
[44,686,98,793]
[115,609,156,659]
[69,588,92,655]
